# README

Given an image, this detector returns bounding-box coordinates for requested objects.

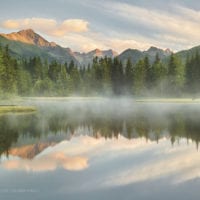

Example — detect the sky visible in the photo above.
[1,0,200,53]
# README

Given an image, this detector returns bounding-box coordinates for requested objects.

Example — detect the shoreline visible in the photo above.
[0,106,36,113]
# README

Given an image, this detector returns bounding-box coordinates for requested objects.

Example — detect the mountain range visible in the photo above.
[0,29,199,66]
[118,47,172,65]
[0,29,118,66]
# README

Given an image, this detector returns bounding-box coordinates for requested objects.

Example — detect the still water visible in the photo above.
[1,98,200,200]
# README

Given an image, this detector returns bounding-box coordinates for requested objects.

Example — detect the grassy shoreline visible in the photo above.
[23,96,200,103]
[135,98,200,103]
[0,106,36,113]
[2,96,200,106]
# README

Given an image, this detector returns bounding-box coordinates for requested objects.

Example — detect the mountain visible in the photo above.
[0,29,79,65]
[1,29,56,47]
[175,45,200,63]
[144,46,172,60]
[0,29,118,66]
[118,46,172,65]
[3,29,190,68]
[118,49,143,65]
[74,48,118,66]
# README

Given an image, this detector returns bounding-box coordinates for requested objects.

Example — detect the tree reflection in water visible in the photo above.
[1,104,200,156]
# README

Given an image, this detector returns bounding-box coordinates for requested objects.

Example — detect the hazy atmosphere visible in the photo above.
[1,1,200,200]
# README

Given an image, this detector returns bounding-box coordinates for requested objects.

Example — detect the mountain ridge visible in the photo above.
[0,29,120,65]
[2,29,197,66]
[0,29,79,65]
[74,48,118,66]
[118,46,173,65]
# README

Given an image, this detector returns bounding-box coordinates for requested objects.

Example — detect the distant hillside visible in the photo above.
[175,45,200,63]
[118,46,172,65]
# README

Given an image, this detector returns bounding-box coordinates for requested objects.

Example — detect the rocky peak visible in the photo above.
[147,46,161,52]
[165,48,172,54]
[92,49,102,56]
[0,29,57,47]
[18,28,35,35]
[105,49,118,57]
[94,48,101,53]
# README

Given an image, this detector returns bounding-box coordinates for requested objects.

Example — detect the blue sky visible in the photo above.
[1,0,200,53]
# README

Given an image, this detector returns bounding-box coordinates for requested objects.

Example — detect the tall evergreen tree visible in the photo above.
[151,54,167,95]
[125,58,133,94]
[143,56,152,90]
[111,57,124,95]
[168,54,185,95]
[133,59,146,95]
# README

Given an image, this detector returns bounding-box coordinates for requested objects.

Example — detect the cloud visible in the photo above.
[108,38,152,52]
[33,135,200,191]
[57,32,153,53]
[1,2,200,52]
[0,16,160,52]
[0,135,155,172]
[55,3,200,52]
[103,2,200,50]
[1,18,89,36]
[2,152,88,172]
[60,32,107,52]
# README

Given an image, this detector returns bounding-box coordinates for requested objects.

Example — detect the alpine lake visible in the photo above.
[1,97,200,200]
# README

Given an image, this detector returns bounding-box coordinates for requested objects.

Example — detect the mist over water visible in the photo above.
[1,98,200,200]
[2,98,200,150]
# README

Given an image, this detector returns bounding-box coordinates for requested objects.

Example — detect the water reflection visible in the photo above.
[1,101,200,157]
[2,152,88,172]
[0,135,200,200]
[1,100,200,200]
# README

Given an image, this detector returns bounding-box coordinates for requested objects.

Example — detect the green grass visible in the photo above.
[23,96,200,103]
[135,98,200,103]
[0,106,36,113]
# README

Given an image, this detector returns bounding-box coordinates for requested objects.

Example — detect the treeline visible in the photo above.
[0,45,200,97]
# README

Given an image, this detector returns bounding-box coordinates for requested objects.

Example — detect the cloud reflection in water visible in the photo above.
[2,152,88,172]
[1,135,200,189]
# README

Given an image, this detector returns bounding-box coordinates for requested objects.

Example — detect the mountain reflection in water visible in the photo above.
[1,100,200,157]
[1,99,200,200]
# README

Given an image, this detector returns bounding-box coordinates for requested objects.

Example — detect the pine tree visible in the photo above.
[111,57,124,95]
[1,45,17,94]
[56,65,68,96]
[125,58,133,94]
[143,56,152,90]
[168,54,185,95]
[16,64,32,95]
[133,59,146,95]
[151,54,167,95]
